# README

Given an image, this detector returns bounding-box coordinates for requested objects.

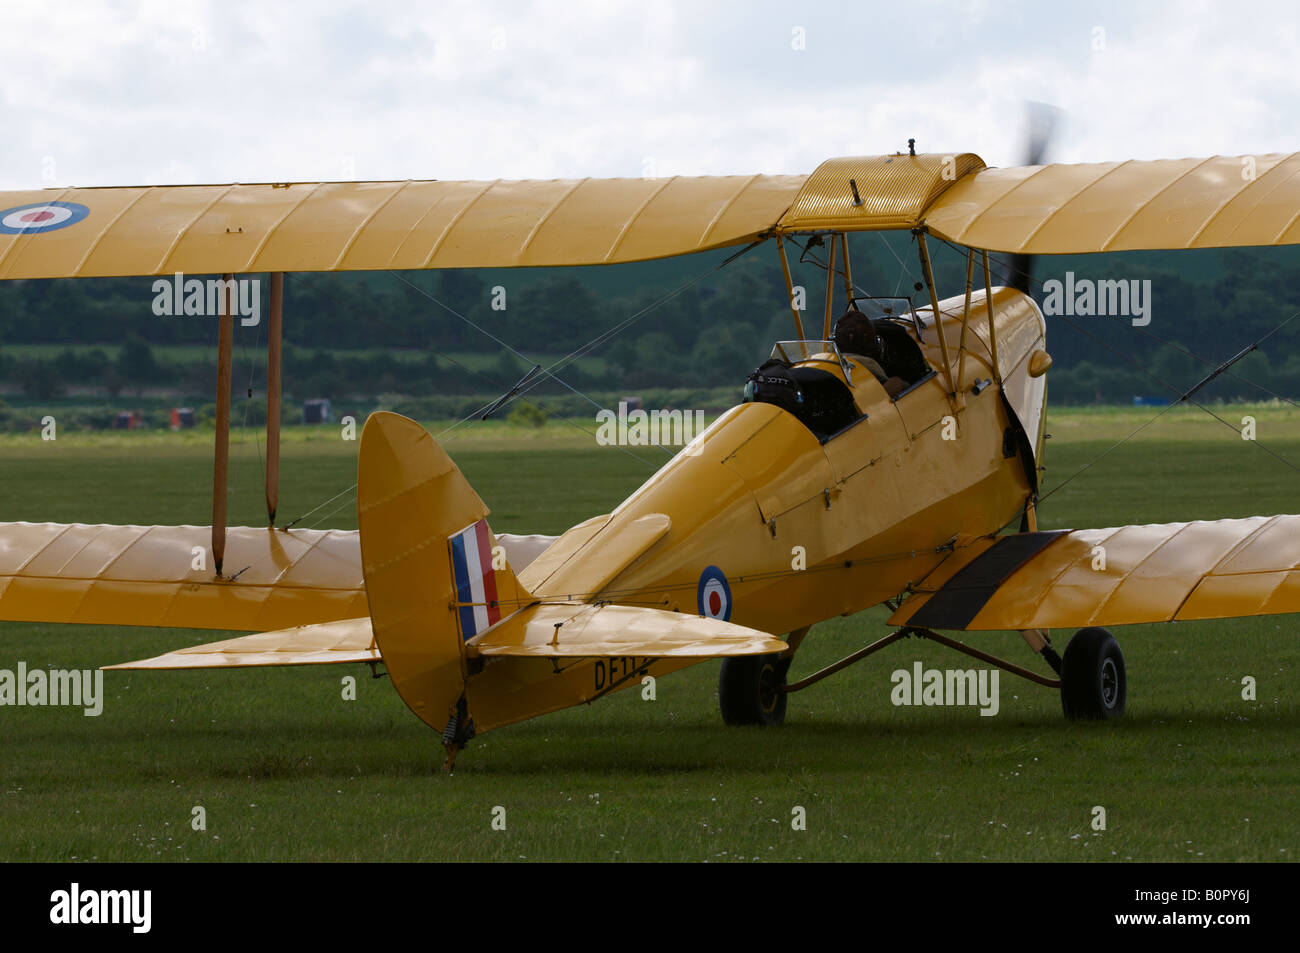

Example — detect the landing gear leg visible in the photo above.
[1020,628,1063,675]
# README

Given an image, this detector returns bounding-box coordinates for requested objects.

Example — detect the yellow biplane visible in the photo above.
[3,148,1300,767]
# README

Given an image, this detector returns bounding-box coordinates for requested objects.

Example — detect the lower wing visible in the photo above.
[0,522,366,632]
[889,515,1300,631]
[0,522,560,635]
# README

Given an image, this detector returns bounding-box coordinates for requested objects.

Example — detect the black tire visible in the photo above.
[1060,627,1126,719]
[719,654,789,726]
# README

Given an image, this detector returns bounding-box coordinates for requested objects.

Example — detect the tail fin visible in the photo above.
[356,412,531,746]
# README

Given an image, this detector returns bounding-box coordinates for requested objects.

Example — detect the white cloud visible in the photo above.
[0,0,1297,189]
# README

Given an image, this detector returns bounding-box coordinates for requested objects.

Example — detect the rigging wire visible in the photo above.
[939,237,1300,499]
[274,253,733,532]
[941,234,1300,407]
[797,233,918,319]
[386,270,622,426]
[278,269,655,465]
[497,239,764,412]
[280,481,356,531]
[875,231,918,297]
[1036,306,1300,504]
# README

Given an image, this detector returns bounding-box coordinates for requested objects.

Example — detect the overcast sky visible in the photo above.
[2,0,1298,189]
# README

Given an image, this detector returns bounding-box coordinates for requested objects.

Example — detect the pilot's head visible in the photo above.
[833,307,883,362]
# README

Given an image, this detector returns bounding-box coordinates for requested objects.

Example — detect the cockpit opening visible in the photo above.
[743,352,860,441]
[832,306,929,397]
[742,307,933,442]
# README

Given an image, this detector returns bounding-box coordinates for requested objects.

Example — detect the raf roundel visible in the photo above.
[0,201,90,235]
[696,565,732,622]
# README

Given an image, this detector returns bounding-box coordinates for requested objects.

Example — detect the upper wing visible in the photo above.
[0,522,366,632]
[889,515,1300,631]
[923,153,1300,254]
[0,174,806,278]
[8,151,1300,280]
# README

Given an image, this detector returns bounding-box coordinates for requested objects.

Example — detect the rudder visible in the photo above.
[356,412,531,753]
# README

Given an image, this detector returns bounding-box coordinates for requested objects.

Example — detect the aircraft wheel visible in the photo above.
[719,654,789,726]
[1060,627,1126,720]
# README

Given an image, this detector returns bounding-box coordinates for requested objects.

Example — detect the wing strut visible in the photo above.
[775,236,807,343]
[266,272,284,525]
[915,231,959,412]
[821,233,838,338]
[980,250,1002,382]
[212,273,234,576]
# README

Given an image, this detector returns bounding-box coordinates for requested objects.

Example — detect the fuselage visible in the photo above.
[466,287,1049,731]
[525,287,1046,626]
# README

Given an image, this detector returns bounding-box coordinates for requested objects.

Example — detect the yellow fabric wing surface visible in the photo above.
[8,152,1300,280]
[775,154,985,232]
[0,522,366,632]
[889,515,1300,631]
[923,152,1300,253]
[105,617,377,670]
[0,174,806,279]
[471,602,786,658]
[103,589,784,672]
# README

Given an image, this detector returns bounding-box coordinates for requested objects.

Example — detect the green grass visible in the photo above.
[0,405,1298,861]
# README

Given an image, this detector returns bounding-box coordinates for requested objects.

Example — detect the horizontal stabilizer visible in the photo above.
[471,602,786,658]
[104,617,377,670]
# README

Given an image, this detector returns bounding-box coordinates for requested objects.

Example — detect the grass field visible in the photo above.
[0,404,1297,862]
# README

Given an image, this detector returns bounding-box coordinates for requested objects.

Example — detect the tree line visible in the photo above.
[2,239,1300,405]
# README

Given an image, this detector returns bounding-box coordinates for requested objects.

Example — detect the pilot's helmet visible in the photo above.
[833,308,882,361]
[744,359,802,413]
